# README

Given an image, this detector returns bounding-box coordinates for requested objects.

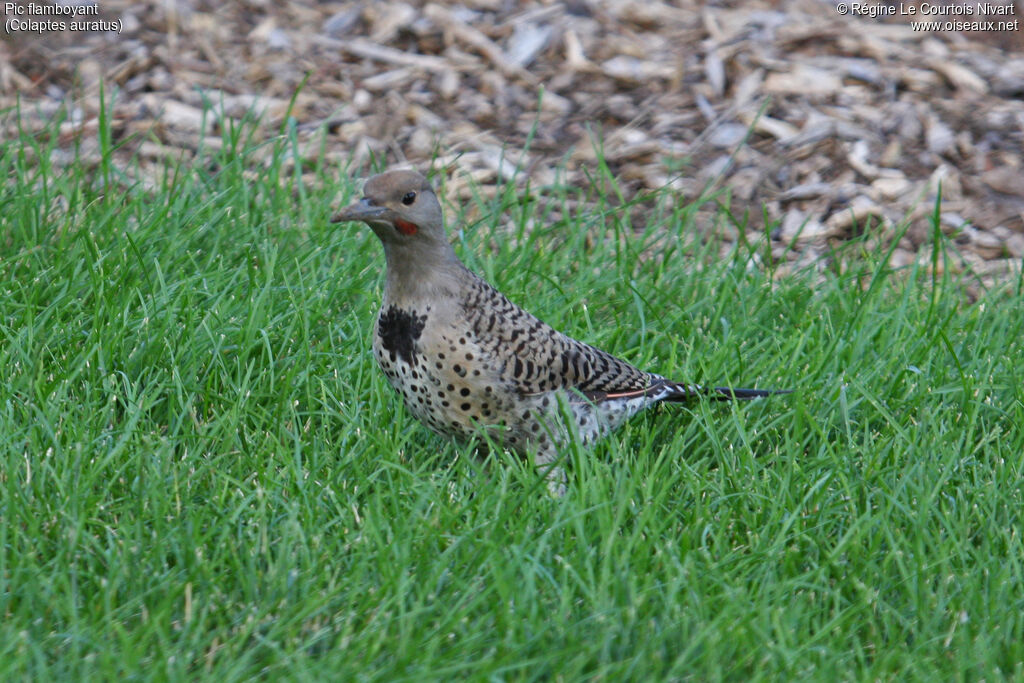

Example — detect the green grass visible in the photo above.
[2,103,1023,681]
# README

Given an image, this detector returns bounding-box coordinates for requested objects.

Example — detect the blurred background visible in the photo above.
[3,0,1022,284]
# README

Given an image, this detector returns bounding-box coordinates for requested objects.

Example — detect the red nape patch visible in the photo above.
[395,219,419,235]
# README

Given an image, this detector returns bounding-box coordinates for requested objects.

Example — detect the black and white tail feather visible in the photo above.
[580,377,790,405]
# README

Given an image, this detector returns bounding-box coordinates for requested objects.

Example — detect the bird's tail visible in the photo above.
[658,381,791,402]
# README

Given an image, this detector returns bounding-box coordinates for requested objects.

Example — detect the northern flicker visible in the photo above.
[332,170,786,493]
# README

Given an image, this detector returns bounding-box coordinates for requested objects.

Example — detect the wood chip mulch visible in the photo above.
[3,0,1022,288]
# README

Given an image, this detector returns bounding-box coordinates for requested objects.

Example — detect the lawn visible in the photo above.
[2,105,1022,681]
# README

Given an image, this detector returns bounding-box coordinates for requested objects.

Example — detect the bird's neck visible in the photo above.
[381,240,468,306]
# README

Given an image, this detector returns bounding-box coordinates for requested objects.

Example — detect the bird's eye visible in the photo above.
[401,191,417,206]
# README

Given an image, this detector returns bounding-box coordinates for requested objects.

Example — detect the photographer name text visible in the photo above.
[835,2,1018,30]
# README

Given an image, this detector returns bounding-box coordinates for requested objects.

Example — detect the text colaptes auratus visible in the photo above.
[332,170,787,493]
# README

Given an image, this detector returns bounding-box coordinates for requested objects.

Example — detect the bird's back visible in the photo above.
[454,268,655,399]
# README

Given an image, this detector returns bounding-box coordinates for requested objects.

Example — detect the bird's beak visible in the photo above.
[331,198,388,224]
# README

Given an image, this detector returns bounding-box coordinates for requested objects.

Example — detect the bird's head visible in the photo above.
[331,170,446,247]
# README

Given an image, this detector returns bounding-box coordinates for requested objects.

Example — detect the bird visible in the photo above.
[332,169,787,494]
